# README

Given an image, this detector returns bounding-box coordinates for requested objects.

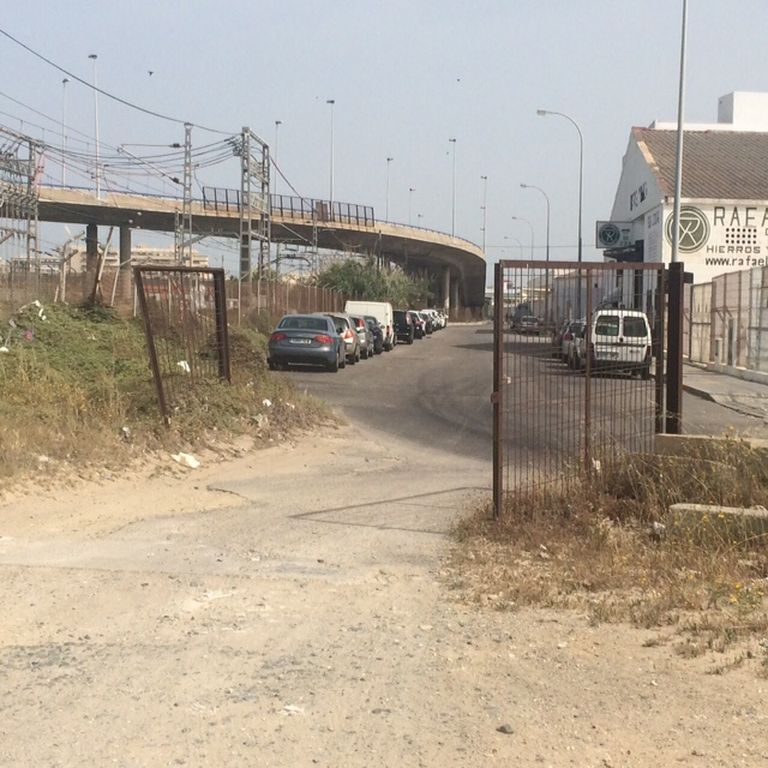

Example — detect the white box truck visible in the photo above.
[344,300,396,350]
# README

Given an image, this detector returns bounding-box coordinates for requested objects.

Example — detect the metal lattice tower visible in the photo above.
[181,122,193,265]
[0,129,40,284]
[238,126,271,282]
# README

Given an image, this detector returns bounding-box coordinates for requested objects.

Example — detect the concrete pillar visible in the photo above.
[451,276,460,316]
[442,267,451,312]
[118,225,132,301]
[85,223,98,272]
[119,226,131,271]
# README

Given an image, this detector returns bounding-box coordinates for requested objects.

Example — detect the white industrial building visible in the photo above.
[601,92,768,371]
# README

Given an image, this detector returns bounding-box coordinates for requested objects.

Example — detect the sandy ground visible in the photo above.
[1,424,767,767]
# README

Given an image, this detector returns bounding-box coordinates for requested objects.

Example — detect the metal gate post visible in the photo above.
[666,262,684,433]
[654,267,666,433]
[492,262,504,519]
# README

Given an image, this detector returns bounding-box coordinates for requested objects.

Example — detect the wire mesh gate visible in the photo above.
[134,266,231,423]
[492,260,684,516]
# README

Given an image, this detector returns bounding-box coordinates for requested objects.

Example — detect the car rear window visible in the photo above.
[623,316,649,337]
[594,315,619,337]
[279,316,329,331]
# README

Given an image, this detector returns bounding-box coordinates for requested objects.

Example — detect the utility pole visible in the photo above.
[480,175,488,252]
[88,54,100,198]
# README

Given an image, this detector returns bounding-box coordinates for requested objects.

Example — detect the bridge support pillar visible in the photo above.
[441,267,451,312]
[451,275,460,317]
[118,226,132,300]
[86,223,98,273]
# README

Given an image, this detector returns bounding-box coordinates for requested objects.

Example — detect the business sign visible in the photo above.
[664,203,768,269]
[595,221,633,249]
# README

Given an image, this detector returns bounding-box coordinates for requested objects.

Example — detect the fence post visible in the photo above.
[655,268,666,433]
[666,261,684,434]
[492,262,503,520]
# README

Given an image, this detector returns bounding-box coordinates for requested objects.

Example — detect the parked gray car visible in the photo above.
[267,314,345,372]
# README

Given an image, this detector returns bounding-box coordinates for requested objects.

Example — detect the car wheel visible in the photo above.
[327,357,339,372]
[268,359,277,371]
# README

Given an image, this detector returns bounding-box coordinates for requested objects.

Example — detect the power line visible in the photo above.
[0,27,230,135]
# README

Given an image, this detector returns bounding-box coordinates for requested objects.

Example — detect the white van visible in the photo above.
[573,309,652,378]
[344,301,396,350]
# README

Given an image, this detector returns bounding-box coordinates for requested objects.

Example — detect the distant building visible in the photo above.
[66,245,208,272]
[602,91,768,286]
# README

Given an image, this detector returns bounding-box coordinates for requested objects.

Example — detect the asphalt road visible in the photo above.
[284,323,765,479]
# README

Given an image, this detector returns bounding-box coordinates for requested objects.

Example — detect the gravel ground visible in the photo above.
[0,424,767,767]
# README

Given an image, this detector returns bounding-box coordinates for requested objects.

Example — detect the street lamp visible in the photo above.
[503,235,524,259]
[510,215,534,259]
[385,156,394,220]
[449,138,457,236]
[520,183,550,263]
[326,99,335,210]
[88,54,100,198]
[274,119,282,196]
[538,107,584,314]
[480,175,488,252]
[521,183,552,322]
[61,77,69,185]
[408,186,415,226]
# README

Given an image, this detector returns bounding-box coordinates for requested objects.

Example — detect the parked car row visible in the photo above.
[551,309,653,379]
[267,300,448,372]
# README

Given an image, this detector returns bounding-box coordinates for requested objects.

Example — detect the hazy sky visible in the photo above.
[3,0,768,274]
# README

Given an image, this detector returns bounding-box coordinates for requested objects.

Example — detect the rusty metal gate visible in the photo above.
[134,266,231,423]
[492,260,684,516]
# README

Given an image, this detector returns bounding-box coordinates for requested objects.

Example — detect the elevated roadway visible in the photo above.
[37,186,486,310]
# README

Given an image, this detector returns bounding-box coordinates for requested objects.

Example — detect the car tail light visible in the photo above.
[645,345,652,360]
[270,331,287,342]
[564,332,572,341]
[314,334,333,344]
[344,329,354,340]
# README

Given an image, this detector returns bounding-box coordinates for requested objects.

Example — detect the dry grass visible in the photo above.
[0,303,331,489]
[449,447,768,672]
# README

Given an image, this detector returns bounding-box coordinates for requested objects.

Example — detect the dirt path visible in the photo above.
[0,425,766,767]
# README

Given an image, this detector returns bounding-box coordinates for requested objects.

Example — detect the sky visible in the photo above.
[3,0,768,276]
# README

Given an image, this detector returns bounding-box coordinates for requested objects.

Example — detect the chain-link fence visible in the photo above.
[685,265,768,372]
[134,266,230,422]
[492,260,679,509]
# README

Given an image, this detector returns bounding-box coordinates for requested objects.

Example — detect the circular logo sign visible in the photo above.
[665,206,710,252]
[598,222,621,247]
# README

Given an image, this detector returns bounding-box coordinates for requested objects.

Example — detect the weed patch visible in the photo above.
[449,448,768,672]
[0,303,330,488]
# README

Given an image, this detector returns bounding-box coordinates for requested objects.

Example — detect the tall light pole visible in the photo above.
[671,0,689,264]
[273,119,282,196]
[521,183,552,322]
[408,186,415,226]
[326,99,335,210]
[88,54,100,198]
[61,77,69,185]
[449,137,457,236]
[385,156,394,220]
[520,183,550,263]
[511,215,534,259]
[480,174,488,252]
[503,235,525,259]
[538,108,584,313]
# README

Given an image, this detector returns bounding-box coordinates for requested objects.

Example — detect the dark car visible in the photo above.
[267,314,345,372]
[393,309,415,344]
[364,315,385,354]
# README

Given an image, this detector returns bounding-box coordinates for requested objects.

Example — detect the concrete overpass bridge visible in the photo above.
[37,186,486,310]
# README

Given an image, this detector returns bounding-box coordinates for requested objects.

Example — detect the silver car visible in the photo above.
[319,312,361,365]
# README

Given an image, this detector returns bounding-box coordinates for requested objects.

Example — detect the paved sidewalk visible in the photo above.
[684,364,768,419]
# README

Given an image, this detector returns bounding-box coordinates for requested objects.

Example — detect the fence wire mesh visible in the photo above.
[134,266,230,421]
[493,260,668,504]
